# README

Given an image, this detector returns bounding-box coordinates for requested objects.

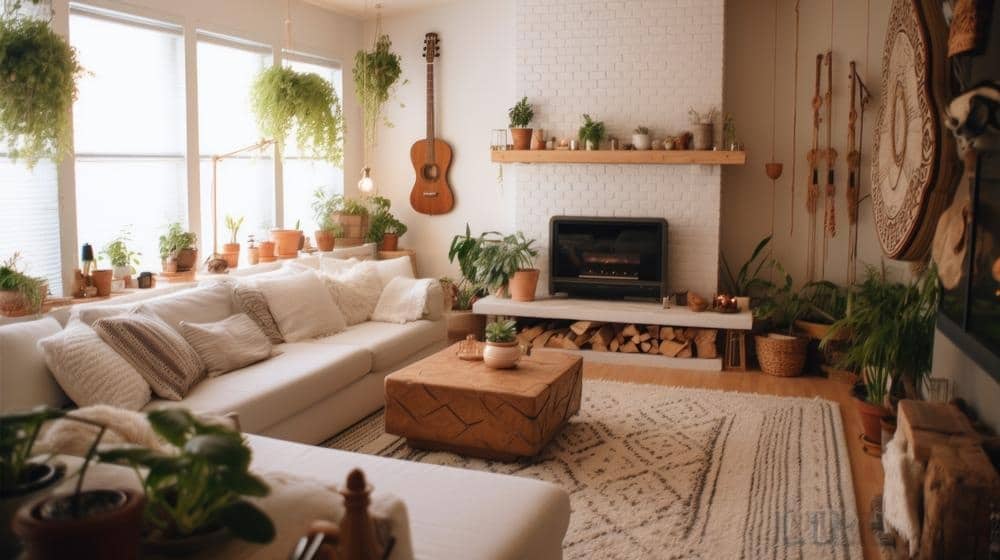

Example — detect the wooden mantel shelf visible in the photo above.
[490,149,746,165]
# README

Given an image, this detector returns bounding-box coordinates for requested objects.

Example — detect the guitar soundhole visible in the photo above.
[422,164,439,181]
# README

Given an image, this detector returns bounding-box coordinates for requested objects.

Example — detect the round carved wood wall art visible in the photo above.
[871,0,957,261]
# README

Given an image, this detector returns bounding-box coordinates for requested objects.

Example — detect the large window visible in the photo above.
[282,55,344,236]
[70,8,187,272]
[197,35,274,249]
[0,162,62,294]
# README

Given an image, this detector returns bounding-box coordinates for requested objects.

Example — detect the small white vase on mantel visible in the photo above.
[632,133,651,150]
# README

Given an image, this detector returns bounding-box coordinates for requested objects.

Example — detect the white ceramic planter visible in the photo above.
[632,133,651,150]
[483,341,521,369]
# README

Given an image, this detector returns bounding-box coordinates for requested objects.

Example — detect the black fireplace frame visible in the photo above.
[549,216,668,301]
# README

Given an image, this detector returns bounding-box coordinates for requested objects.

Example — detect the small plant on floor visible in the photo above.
[508,97,534,128]
[485,319,517,344]
[578,114,605,149]
[719,234,776,302]
[99,409,275,545]
[225,215,244,245]
[0,252,47,314]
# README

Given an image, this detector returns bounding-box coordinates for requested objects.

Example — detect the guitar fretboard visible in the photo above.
[425,60,436,164]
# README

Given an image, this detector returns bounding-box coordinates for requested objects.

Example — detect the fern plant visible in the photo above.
[353,34,404,158]
[251,66,344,166]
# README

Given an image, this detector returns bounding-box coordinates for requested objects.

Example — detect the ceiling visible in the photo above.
[303,0,457,19]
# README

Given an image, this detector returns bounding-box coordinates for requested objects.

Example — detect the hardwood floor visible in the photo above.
[583,362,882,560]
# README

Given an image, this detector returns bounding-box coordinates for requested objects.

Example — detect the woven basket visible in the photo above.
[754,334,809,377]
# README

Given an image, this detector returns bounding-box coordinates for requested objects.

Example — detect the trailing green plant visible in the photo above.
[578,114,606,146]
[353,34,404,156]
[365,196,407,243]
[158,223,197,261]
[821,265,940,402]
[225,215,244,245]
[473,232,537,294]
[485,319,517,343]
[0,252,47,313]
[508,97,533,128]
[633,126,649,135]
[99,409,275,544]
[0,5,84,168]
[100,228,141,270]
[251,66,344,166]
[719,234,776,299]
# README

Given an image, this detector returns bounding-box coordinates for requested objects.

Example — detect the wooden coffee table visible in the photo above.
[384,343,583,460]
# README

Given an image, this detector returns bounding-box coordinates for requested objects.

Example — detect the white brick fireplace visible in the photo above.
[513,0,725,297]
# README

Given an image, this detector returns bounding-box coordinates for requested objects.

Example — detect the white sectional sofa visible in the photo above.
[0,253,573,559]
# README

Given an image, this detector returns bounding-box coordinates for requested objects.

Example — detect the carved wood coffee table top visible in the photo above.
[383,343,583,460]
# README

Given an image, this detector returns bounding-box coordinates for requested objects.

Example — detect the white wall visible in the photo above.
[363,0,517,280]
[932,330,1000,431]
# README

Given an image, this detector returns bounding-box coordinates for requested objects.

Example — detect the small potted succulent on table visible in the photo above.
[0,252,48,317]
[222,215,244,268]
[101,228,141,287]
[632,126,651,150]
[159,222,198,273]
[366,196,408,251]
[578,114,605,151]
[483,318,521,369]
[508,96,534,150]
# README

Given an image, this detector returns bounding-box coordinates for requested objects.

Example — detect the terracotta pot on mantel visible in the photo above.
[510,128,532,150]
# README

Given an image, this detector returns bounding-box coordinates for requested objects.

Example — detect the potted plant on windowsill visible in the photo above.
[101,228,141,287]
[578,114,605,151]
[159,222,198,273]
[270,221,303,259]
[473,231,539,301]
[508,97,534,150]
[11,408,146,560]
[0,252,48,317]
[99,409,274,555]
[632,126,651,151]
[365,196,408,251]
[222,215,244,268]
[484,318,521,369]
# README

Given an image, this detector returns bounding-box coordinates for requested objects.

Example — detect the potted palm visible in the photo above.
[159,223,198,273]
[222,215,244,268]
[99,409,275,554]
[632,126,651,150]
[578,114,605,151]
[0,252,48,317]
[473,231,539,300]
[483,319,520,369]
[11,408,146,560]
[101,229,141,286]
[508,97,534,150]
[821,266,939,444]
[365,196,408,251]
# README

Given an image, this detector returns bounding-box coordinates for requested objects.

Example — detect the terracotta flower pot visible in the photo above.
[508,268,540,301]
[271,229,302,259]
[259,241,275,259]
[1,462,65,559]
[91,270,113,297]
[13,488,145,560]
[315,230,336,252]
[510,128,533,150]
[175,248,198,272]
[379,233,399,252]
[483,341,521,369]
[221,243,240,268]
[854,393,889,445]
[161,259,178,274]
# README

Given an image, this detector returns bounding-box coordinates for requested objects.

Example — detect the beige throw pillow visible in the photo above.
[232,286,284,344]
[179,314,272,377]
[321,264,383,325]
[37,320,151,410]
[253,270,347,341]
[93,313,204,401]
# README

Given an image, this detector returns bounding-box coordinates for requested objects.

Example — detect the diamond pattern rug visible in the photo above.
[325,380,863,559]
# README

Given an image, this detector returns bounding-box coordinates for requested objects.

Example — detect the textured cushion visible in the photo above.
[0,317,67,411]
[144,342,372,432]
[94,313,204,401]
[253,271,346,342]
[317,319,446,372]
[372,277,436,324]
[179,314,272,377]
[134,283,235,333]
[37,320,151,410]
[370,256,415,285]
[321,242,376,260]
[232,286,284,344]
[321,265,383,325]
[319,257,359,276]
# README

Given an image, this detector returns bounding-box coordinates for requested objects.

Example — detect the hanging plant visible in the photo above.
[250,65,344,166]
[352,34,404,156]
[0,4,83,168]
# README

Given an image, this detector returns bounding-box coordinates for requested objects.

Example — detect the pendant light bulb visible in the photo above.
[358,167,375,194]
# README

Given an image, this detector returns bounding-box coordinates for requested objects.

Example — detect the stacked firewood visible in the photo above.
[516,320,718,359]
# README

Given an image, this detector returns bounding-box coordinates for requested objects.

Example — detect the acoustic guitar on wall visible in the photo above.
[409,32,454,215]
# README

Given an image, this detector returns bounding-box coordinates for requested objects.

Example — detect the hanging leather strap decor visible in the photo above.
[806,53,824,281]
[846,61,871,285]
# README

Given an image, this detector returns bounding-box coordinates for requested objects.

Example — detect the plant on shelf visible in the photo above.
[222,215,244,268]
[578,114,605,151]
[752,264,811,378]
[473,231,538,300]
[7,407,147,558]
[99,409,275,550]
[507,96,534,150]
[0,2,84,168]
[311,188,345,252]
[365,196,408,251]
[101,228,141,280]
[251,65,344,166]
[632,125,651,150]
[353,34,404,158]
[0,252,47,316]
[483,318,520,369]
[158,223,198,273]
